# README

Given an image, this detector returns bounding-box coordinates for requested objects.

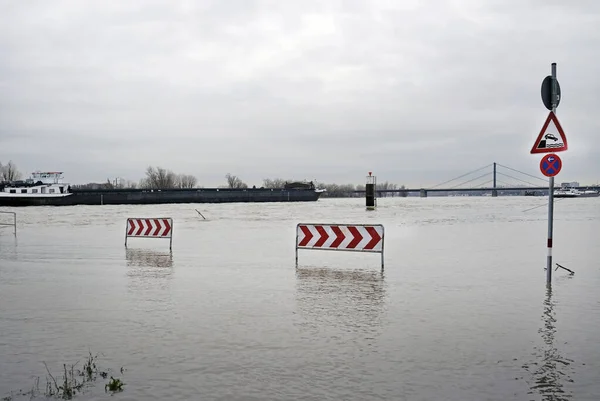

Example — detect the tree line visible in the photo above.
[317,181,409,198]
[0,161,407,196]
[232,176,408,197]
[71,166,199,190]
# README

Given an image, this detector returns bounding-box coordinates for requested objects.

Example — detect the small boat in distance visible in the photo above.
[554,187,600,198]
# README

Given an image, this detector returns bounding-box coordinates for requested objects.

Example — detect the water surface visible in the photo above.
[1,197,599,400]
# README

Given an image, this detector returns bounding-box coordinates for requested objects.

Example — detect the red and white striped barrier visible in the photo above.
[295,223,385,268]
[125,217,173,249]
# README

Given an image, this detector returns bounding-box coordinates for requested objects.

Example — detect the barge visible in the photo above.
[0,172,325,206]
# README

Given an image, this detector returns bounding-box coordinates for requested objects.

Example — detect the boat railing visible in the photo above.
[1,180,48,188]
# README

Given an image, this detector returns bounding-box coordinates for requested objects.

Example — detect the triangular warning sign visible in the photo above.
[530,111,568,154]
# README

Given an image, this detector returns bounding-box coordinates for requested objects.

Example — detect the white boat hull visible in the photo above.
[554,188,600,198]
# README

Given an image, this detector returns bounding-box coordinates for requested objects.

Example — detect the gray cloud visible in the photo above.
[1,0,599,187]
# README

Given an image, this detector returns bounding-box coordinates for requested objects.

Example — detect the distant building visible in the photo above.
[561,181,579,188]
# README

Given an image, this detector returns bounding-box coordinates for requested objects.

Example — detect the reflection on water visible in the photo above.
[126,248,174,269]
[124,248,175,330]
[125,248,174,293]
[525,286,574,400]
[0,235,18,261]
[295,267,386,339]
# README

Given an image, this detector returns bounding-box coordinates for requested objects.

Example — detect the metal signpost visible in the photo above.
[530,63,568,285]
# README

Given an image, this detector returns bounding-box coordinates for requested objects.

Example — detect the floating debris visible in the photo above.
[555,263,574,275]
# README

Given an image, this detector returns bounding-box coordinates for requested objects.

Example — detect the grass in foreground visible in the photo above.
[2,351,126,400]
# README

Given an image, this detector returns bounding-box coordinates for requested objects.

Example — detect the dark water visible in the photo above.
[0,197,599,400]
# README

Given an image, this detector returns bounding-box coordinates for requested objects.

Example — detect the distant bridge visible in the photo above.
[353,163,598,197]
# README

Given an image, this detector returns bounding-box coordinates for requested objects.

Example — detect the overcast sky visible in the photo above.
[1,0,599,187]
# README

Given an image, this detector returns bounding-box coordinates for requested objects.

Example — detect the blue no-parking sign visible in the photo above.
[540,153,562,177]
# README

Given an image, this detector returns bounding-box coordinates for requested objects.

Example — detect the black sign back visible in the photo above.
[541,75,561,111]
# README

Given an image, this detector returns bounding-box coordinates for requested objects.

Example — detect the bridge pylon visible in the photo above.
[492,162,497,197]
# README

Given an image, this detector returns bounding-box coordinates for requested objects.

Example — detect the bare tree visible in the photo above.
[318,183,357,198]
[141,166,178,189]
[0,160,22,181]
[312,180,407,198]
[262,178,289,188]
[399,184,408,197]
[177,174,197,188]
[225,173,247,189]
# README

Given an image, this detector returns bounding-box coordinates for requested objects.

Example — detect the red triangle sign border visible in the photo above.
[530,111,568,154]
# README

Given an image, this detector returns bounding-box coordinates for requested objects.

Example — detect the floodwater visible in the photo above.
[0,197,599,401]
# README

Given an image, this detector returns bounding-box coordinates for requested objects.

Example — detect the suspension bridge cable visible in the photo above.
[496,172,541,187]
[473,179,493,188]
[496,163,547,182]
[430,164,493,189]
[448,172,492,189]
